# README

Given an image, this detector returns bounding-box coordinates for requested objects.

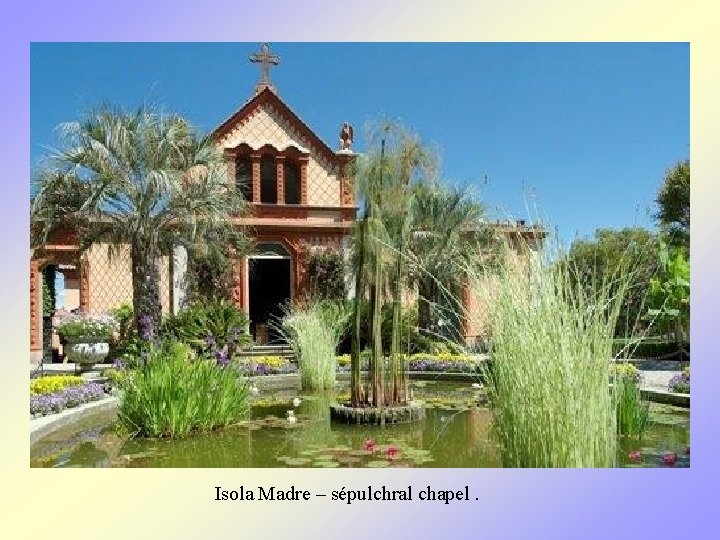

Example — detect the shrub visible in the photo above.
[307,249,346,301]
[162,300,251,358]
[56,312,118,341]
[613,338,689,359]
[30,375,85,395]
[281,299,350,391]
[117,341,250,438]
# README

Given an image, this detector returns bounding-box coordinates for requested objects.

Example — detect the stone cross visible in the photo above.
[250,43,280,91]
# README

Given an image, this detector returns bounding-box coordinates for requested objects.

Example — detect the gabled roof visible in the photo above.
[211,87,339,163]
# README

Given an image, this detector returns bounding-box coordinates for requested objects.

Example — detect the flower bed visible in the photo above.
[30,382,106,417]
[237,355,298,376]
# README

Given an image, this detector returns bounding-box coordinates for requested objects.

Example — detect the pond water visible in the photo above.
[30,380,689,468]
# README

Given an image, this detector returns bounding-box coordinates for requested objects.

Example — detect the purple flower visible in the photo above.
[205,334,216,346]
[112,358,125,370]
[138,314,156,342]
[214,348,230,366]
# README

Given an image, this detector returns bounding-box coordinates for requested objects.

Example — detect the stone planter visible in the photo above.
[330,401,426,425]
[64,337,110,371]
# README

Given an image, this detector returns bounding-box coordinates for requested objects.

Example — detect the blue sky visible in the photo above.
[30,42,689,244]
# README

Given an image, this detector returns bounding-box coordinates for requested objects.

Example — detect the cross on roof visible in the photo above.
[249,43,280,93]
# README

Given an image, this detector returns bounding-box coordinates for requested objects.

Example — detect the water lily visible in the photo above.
[362,439,376,452]
[662,452,678,466]
[292,397,302,407]
[250,386,259,395]
[471,383,482,389]
[286,410,296,423]
[628,450,642,462]
[386,445,400,459]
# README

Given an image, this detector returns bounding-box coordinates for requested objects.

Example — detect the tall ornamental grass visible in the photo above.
[471,243,631,467]
[281,300,350,391]
[118,341,249,438]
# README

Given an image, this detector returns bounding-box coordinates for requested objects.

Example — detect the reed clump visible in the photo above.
[471,243,631,467]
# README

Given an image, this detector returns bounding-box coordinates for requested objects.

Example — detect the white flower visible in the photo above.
[471,383,482,389]
[250,386,259,395]
[292,397,301,407]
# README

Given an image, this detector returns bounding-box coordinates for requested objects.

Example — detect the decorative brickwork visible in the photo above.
[30,260,40,352]
[251,153,261,203]
[275,155,285,204]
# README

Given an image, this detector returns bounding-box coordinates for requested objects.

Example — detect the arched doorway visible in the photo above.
[248,242,292,344]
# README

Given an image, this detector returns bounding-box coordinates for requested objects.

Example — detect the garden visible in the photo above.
[30,107,690,468]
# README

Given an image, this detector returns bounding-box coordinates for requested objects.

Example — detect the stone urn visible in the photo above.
[65,337,110,371]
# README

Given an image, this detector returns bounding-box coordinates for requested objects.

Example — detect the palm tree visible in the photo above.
[31,104,248,335]
[408,181,491,342]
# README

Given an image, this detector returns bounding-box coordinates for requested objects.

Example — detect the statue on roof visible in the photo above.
[339,122,354,152]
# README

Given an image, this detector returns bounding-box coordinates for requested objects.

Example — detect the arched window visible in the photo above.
[284,161,301,204]
[235,157,253,202]
[260,156,277,203]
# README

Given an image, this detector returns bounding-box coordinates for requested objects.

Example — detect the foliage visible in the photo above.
[616,375,649,439]
[307,249,347,301]
[55,312,119,340]
[117,341,249,438]
[566,227,660,338]
[338,300,434,355]
[655,159,690,250]
[30,382,105,416]
[668,366,690,394]
[30,375,84,395]
[646,243,690,345]
[184,244,237,304]
[471,240,629,467]
[42,265,57,317]
[162,299,251,359]
[281,299,350,391]
[31,104,250,335]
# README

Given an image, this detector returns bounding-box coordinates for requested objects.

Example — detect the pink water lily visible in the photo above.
[662,452,678,466]
[362,439,376,452]
[628,450,642,462]
[386,445,400,459]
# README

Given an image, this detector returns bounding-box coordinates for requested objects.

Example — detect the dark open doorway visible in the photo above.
[248,258,291,343]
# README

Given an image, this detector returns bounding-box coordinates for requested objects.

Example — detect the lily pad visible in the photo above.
[314,460,340,468]
[336,456,362,465]
[348,449,373,457]
[366,460,390,468]
[283,457,312,466]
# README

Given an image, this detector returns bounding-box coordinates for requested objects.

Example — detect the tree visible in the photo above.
[655,159,690,250]
[408,181,490,341]
[349,122,434,407]
[566,228,661,337]
[31,104,249,335]
[646,242,690,346]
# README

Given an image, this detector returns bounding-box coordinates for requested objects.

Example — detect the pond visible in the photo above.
[30,380,689,468]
